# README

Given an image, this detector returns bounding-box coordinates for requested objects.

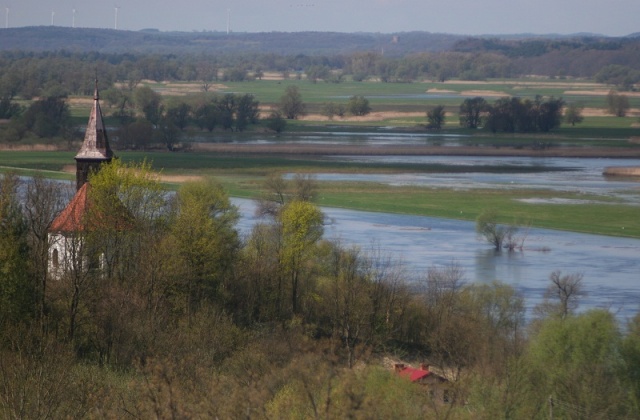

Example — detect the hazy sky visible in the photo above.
[4,0,639,36]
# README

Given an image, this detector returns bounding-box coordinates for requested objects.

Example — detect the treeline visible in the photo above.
[1,36,640,105]
[1,167,640,418]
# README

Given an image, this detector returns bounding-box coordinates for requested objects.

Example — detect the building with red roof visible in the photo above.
[394,363,452,403]
[48,80,120,279]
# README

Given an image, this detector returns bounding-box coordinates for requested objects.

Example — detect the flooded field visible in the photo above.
[234,197,640,321]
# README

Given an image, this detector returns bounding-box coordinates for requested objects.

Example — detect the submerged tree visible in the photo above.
[476,209,518,251]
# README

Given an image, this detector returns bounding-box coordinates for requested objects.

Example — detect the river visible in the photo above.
[231,154,640,321]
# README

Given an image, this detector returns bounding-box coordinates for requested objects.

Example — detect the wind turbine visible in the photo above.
[51,10,55,26]
[4,7,8,29]
[226,8,230,34]
[114,5,119,30]
[72,7,76,28]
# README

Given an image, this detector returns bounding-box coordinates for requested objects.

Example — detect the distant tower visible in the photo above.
[72,8,76,28]
[5,7,8,29]
[226,8,230,34]
[51,10,55,26]
[74,80,113,191]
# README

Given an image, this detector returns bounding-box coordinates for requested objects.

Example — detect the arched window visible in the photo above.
[52,248,59,269]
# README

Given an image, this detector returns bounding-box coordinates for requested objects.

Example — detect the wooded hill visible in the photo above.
[0,26,463,55]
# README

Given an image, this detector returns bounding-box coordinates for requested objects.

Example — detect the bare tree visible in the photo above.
[535,271,585,319]
[24,176,73,331]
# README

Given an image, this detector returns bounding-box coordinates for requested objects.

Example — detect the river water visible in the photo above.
[231,154,640,321]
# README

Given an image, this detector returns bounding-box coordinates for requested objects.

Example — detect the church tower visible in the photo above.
[74,80,113,191]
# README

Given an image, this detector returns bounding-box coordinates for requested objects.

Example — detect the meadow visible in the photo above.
[3,77,640,238]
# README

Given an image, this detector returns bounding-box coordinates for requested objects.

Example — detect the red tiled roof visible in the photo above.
[50,183,92,232]
[49,183,134,233]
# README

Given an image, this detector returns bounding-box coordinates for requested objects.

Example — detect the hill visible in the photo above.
[0,26,464,56]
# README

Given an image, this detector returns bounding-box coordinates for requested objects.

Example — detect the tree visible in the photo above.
[168,179,240,321]
[564,103,584,126]
[23,175,73,329]
[134,86,163,127]
[476,209,518,251]
[20,96,71,138]
[459,97,487,129]
[347,95,372,116]
[165,100,192,131]
[0,173,33,325]
[321,102,346,120]
[534,271,585,319]
[279,200,324,315]
[524,310,627,418]
[265,110,287,133]
[234,94,260,132]
[607,90,630,117]
[279,85,306,120]
[426,105,446,129]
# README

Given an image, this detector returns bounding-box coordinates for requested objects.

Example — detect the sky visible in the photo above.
[3,0,639,37]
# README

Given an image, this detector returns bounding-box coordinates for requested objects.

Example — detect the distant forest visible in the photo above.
[1,27,640,101]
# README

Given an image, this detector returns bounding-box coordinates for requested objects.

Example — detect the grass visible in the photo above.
[3,76,639,239]
[3,148,638,239]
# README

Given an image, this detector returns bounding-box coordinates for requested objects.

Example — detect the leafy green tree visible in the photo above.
[426,105,446,129]
[168,180,240,321]
[279,200,323,315]
[459,97,487,129]
[279,85,306,120]
[564,103,584,126]
[524,310,628,418]
[347,95,372,116]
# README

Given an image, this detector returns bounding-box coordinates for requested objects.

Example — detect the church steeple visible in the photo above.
[74,79,114,190]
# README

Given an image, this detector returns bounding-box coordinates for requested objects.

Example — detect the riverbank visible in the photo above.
[191,142,640,158]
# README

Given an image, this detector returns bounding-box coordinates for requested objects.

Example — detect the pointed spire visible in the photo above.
[75,77,114,190]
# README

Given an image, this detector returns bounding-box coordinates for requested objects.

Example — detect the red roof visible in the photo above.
[50,183,134,233]
[397,366,432,382]
[50,183,92,232]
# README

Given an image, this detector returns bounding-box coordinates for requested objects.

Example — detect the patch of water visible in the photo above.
[232,197,640,321]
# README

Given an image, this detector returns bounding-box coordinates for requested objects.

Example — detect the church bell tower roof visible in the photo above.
[75,80,113,161]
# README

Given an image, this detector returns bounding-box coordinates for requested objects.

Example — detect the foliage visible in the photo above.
[347,95,372,116]
[485,95,565,133]
[279,85,306,120]
[264,110,287,133]
[459,96,487,129]
[607,90,631,117]
[0,174,33,325]
[476,209,518,251]
[524,310,631,418]
[564,102,584,126]
[426,105,446,129]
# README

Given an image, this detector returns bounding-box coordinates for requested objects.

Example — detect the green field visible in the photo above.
[3,77,640,238]
[2,146,639,239]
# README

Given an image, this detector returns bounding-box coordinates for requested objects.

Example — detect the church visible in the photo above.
[48,81,115,279]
